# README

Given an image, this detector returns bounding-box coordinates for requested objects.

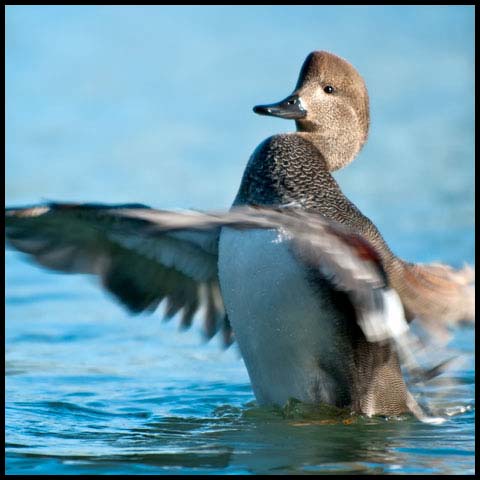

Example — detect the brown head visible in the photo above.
[254,51,369,171]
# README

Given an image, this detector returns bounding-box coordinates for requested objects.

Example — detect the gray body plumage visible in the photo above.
[220,133,408,414]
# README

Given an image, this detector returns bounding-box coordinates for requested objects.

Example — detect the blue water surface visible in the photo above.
[5,5,475,475]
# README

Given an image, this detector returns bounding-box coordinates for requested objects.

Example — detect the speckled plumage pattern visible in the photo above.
[235,134,395,265]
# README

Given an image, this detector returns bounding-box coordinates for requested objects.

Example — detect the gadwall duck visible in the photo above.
[5,51,474,422]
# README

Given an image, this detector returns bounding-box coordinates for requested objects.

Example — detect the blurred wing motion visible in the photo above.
[5,203,474,342]
[391,261,475,343]
[4,202,410,343]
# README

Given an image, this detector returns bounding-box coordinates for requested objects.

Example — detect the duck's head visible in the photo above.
[254,51,369,171]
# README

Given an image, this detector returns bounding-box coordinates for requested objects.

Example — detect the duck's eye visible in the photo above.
[323,85,334,94]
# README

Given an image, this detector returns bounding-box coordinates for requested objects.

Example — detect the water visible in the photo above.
[5,5,475,475]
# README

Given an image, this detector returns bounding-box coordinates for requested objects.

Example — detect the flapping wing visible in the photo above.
[391,261,475,342]
[5,203,473,356]
[114,205,410,343]
[5,202,231,345]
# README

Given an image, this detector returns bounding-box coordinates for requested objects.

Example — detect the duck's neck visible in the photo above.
[295,122,365,172]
